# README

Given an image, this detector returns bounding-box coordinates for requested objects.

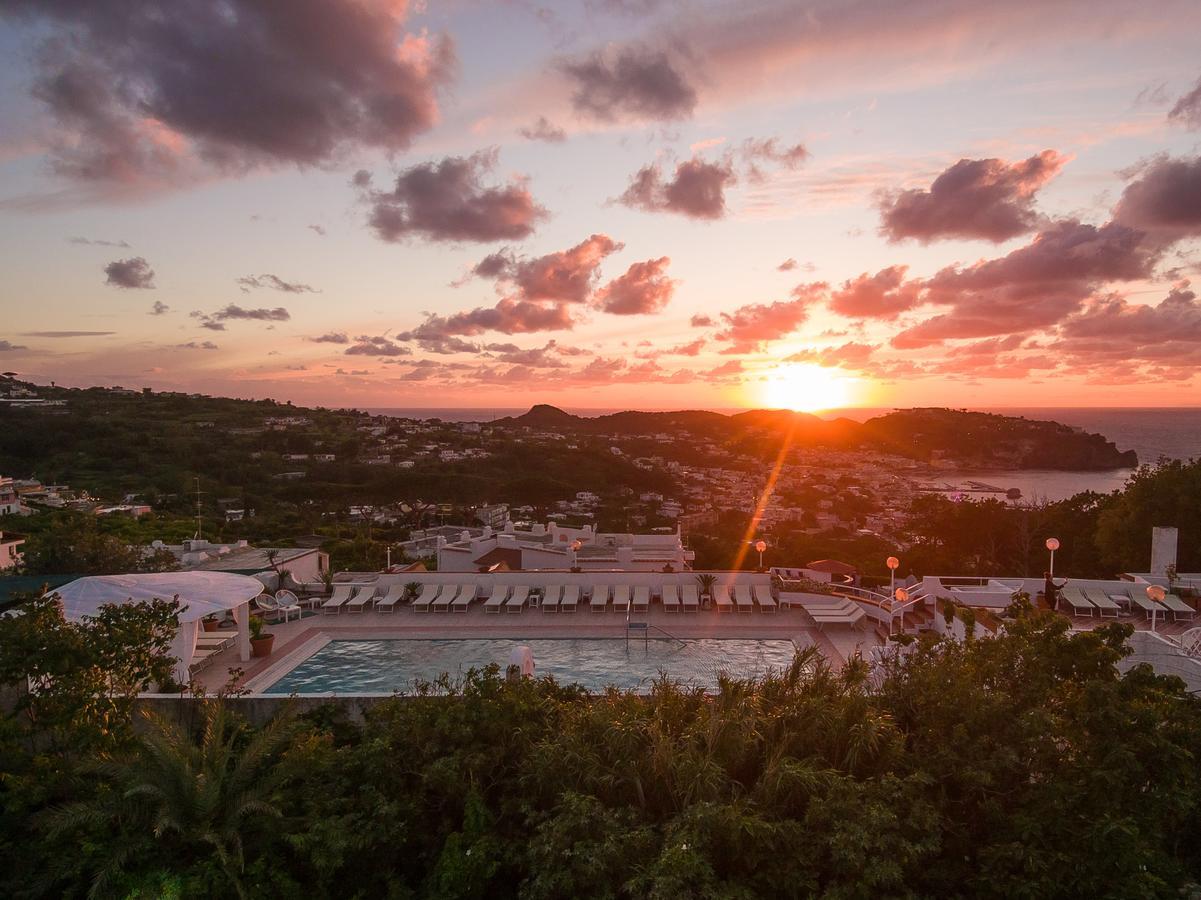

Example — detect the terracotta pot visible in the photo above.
[202,618,220,632]
[250,635,275,658]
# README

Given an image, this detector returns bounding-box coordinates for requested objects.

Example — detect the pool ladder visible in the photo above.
[626,608,688,649]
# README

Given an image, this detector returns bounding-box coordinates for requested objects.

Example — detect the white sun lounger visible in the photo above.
[755,586,777,613]
[632,586,650,612]
[452,584,477,613]
[1164,593,1196,621]
[1123,589,1160,617]
[1081,587,1121,618]
[561,584,579,613]
[662,583,680,613]
[733,584,754,613]
[484,585,508,614]
[612,585,631,613]
[376,584,407,613]
[347,584,378,613]
[590,586,609,613]
[1059,587,1095,617]
[681,584,699,612]
[412,584,439,612]
[541,585,561,613]
[506,585,530,613]
[714,585,734,613]
[433,585,458,613]
[322,584,357,615]
[195,633,234,653]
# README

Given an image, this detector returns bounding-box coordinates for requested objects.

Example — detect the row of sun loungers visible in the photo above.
[1061,584,1195,621]
[315,581,800,617]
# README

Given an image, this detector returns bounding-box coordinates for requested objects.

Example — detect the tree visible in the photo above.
[40,704,296,899]
[1096,459,1201,573]
[0,594,181,751]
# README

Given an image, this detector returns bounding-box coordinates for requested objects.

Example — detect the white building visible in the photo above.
[0,531,25,570]
[0,477,27,516]
[153,539,328,586]
[437,521,695,573]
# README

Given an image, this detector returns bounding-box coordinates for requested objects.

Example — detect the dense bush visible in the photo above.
[2,600,1200,898]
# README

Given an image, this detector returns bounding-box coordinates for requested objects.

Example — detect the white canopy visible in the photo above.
[48,572,264,623]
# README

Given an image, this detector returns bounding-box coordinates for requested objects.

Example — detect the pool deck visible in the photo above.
[193,603,881,694]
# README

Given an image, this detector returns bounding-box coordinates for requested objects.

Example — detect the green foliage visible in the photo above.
[38,703,296,899]
[0,594,180,750]
[19,512,179,576]
[3,620,1201,897]
[900,459,1201,578]
[1096,459,1201,573]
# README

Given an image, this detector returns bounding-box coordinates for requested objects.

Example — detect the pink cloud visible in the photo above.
[619,156,736,219]
[828,266,921,320]
[595,257,675,315]
[358,150,547,243]
[877,151,1067,243]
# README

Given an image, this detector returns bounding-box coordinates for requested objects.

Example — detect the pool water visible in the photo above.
[262,638,802,694]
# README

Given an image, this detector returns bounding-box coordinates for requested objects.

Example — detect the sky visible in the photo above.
[0,0,1200,412]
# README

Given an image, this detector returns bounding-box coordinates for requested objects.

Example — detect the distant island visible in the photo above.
[500,405,1138,471]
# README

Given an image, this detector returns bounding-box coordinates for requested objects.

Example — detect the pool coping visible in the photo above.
[242,633,814,698]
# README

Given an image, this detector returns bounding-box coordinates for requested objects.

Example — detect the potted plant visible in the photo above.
[697,573,718,605]
[249,615,274,658]
[201,614,220,633]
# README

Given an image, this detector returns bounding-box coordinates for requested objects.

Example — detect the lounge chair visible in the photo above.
[322,584,357,615]
[632,586,650,613]
[483,585,508,614]
[541,585,561,613]
[561,584,579,613]
[681,584,699,613]
[1164,593,1196,622]
[189,645,226,672]
[272,589,303,622]
[612,585,631,614]
[412,584,439,612]
[1123,589,1160,618]
[347,585,378,614]
[662,583,680,613]
[506,585,530,614]
[733,584,754,613]
[376,584,407,613]
[452,584,477,613]
[195,633,234,653]
[754,586,777,613]
[799,596,865,628]
[433,585,457,613]
[590,586,609,613]
[1058,587,1095,617]
[1081,587,1121,618]
[714,585,734,613]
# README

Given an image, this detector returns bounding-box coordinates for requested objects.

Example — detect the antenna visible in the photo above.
[193,476,204,540]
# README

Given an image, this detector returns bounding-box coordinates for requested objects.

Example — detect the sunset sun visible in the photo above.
[761,364,857,412]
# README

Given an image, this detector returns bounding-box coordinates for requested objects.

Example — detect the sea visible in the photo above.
[363,406,1201,503]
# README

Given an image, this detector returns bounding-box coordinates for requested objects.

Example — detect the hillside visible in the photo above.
[500,404,1138,470]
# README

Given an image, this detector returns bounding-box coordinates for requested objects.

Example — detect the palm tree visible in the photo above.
[41,703,295,899]
[696,573,718,601]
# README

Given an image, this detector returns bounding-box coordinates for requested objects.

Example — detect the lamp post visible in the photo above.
[886,556,900,634]
[1045,537,1060,576]
[894,586,910,636]
[1146,584,1166,633]
[754,540,767,571]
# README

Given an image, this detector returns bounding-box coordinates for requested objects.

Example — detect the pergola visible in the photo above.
[47,571,264,681]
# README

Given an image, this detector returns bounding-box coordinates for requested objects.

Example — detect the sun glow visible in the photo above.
[760,363,858,412]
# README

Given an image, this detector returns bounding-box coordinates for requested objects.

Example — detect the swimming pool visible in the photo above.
[261,638,802,694]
